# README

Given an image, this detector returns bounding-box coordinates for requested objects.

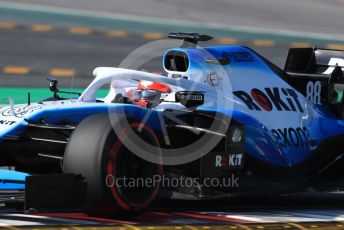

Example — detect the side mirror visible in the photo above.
[47,78,60,99]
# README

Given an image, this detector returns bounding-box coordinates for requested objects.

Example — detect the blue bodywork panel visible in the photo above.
[0,169,28,190]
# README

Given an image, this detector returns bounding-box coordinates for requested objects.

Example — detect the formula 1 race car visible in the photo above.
[1,32,344,216]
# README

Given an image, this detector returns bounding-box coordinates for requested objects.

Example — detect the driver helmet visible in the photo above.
[134,80,172,108]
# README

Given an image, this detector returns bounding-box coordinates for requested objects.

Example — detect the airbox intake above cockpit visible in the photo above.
[163,50,190,73]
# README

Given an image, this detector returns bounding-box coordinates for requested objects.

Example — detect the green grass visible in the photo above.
[0,87,109,104]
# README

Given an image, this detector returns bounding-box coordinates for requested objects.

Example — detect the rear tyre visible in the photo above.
[63,114,162,216]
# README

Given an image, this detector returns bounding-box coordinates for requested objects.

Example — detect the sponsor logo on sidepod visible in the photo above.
[271,127,312,148]
[233,88,304,113]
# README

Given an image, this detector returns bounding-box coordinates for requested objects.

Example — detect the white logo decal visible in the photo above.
[306,81,321,105]
[180,95,203,101]
[323,58,344,75]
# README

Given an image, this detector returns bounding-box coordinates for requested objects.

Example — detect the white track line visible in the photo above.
[0,214,97,226]
[196,210,344,223]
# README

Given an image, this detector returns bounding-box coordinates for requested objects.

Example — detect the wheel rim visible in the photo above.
[106,122,162,211]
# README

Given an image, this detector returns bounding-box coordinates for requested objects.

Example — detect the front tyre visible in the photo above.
[63,114,162,216]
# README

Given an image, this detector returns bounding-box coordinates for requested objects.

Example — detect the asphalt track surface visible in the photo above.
[4,0,344,37]
[3,193,344,229]
[0,23,290,88]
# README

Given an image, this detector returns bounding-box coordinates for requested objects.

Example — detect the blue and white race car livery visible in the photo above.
[0,33,344,215]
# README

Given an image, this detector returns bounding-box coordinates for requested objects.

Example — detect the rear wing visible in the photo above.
[284,48,344,80]
[283,48,344,110]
